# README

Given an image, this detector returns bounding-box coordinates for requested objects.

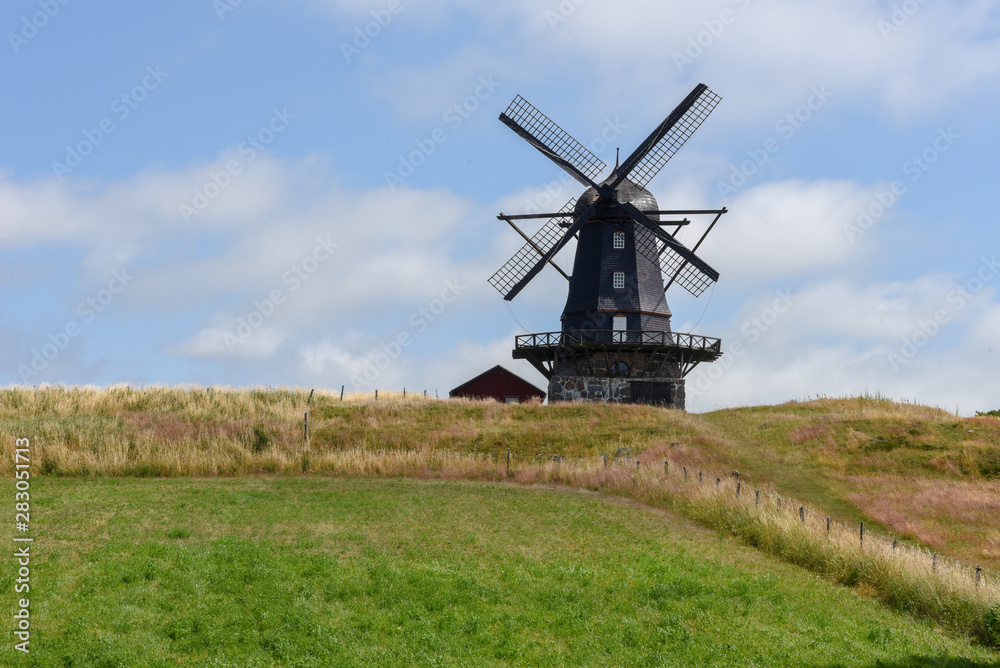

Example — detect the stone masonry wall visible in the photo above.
[547,375,686,409]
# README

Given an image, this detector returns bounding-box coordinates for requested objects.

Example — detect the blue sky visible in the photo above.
[1,0,998,413]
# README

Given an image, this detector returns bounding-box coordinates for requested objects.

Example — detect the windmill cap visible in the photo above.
[574,175,660,222]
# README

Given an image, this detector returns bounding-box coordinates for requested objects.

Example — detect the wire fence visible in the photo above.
[642,452,994,594]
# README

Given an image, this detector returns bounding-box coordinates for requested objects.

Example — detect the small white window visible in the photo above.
[613,231,625,249]
[505,397,519,404]
[613,272,625,289]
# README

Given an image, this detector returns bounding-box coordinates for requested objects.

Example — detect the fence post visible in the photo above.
[736,481,741,497]
[932,553,937,574]
[375,390,378,401]
[637,460,641,471]
[303,388,314,456]
[403,387,406,398]
[892,538,897,553]
[664,460,669,477]
[698,471,703,483]
[799,506,805,523]
[976,566,982,590]
[860,522,864,550]
[755,489,760,507]
[340,385,345,401]
[506,449,511,477]
[684,466,688,480]
[777,497,781,511]
[826,517,830,537]
[603,454,608,469]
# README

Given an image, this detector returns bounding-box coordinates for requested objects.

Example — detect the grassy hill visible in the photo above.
[1,386,999,659]
[1,476,997,666]
[3,387,996,570]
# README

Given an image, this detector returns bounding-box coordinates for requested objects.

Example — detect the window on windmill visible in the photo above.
[610,361,629,375]
[613,231,625,249]
[613,272,625,289]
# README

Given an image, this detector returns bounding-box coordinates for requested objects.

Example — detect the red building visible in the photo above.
[449,365,546,403]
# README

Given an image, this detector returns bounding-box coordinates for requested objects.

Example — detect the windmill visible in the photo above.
[490,83,727,408]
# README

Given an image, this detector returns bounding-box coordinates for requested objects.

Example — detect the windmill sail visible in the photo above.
[634,229,716,297]
[613,84,721,189]
[500,95,606,187]
[488,199,577,297]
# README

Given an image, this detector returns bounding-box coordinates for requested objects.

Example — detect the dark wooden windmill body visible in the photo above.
[490,84,728,408]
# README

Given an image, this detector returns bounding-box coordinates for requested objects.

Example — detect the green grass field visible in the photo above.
[2,476,998,667]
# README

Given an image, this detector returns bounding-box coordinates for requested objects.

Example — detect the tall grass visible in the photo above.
[0,385,702,476]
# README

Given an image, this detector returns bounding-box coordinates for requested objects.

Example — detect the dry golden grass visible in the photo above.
[792,394,956,421]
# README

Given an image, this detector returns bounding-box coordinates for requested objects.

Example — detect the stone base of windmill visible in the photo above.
[547,375,686,409]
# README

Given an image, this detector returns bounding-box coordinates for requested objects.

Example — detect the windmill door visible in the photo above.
[612,316,627,343]
[630,381,674,407]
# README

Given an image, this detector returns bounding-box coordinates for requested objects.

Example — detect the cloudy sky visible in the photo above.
[1,0,998,413]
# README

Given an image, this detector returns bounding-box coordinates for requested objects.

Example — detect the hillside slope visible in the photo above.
[2,387,996,571]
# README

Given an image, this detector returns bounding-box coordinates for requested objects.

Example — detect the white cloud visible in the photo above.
[298,329,542,395]
[969,303,1000,349]
[687,268,1000,415]
[175,324,288,359]
[328,0,1000,127]
[1,153,503,376]
[698,178,882,285]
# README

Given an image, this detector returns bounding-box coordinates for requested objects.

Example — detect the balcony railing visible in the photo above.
[514,330,721,351]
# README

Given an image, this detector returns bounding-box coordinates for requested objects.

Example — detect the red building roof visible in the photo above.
[449,365,546,403]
